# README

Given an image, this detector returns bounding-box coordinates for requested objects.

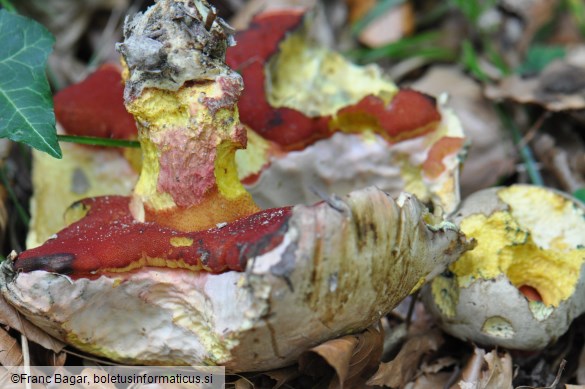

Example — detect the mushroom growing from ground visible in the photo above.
[1,0,473,371]
[423,185,585,350]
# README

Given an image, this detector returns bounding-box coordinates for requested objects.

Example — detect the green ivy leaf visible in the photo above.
[0,9,61,158]
[573,188,585,204]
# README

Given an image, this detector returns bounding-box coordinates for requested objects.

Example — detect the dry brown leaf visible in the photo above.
[0,326,23,366]
[578,342,585,385]
[500,0,560,53]
[0,290,64,353]
[366,329,444,388]
[262,365,300,389]
[420,356,458,374]
[458,348,513,389]
[409,371,456,389]
[485,46,585,112]
[233,377,254,389]
[411,66,515,196]
[299,323,384,389]
[567,385,585,389]
[28,342,67,367]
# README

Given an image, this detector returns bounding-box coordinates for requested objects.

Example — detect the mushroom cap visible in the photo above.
[423,185,585,350]
[2,187,472,371]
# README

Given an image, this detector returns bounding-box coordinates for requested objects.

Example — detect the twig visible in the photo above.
[518,111,551,149]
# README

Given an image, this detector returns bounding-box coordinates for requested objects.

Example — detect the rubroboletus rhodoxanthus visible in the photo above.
[0,0,473,372]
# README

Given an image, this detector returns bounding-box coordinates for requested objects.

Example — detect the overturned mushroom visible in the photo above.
[1,0,472,371]
[423,185,585,350]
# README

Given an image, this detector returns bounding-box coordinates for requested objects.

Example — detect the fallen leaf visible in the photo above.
[233,377,254,389]
[0,326,23,366]
[299,323,383,389]
[485,46,585,111]
[366,329,444,388]
[516,359,567,389]
[420,356,458,374]
[458,348,513,389]
[261,365,300,389]
[500,0,560,53]
[577,342,585,384]
[409,371,455,389]
[0,289,64,353]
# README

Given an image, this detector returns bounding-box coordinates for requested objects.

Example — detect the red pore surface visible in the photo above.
[422,137,465,178]
[226,11,442,150]
[336,90,441,142]
[519,285,543,302]
[227,10,332,150]
[54,64,138,140]
[16,196,291,277]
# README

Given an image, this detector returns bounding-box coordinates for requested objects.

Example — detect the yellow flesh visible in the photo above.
[267,21,397,116]
[450,186,585,307]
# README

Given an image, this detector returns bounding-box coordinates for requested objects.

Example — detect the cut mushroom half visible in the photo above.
[2,187,471,371]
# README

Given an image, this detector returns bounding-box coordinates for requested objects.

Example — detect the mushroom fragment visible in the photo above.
[228,10,466,212]
[28,64,139,248]
[2,187,471,371]
[1,0,473,371]
[423,185,585,350]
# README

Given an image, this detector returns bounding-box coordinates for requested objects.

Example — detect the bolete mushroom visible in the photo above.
[423,185,585,350]
[0,0,473,371]
[28,64,139,248]
[228,10,466,213]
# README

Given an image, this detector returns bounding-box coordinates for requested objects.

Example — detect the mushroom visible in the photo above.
[227,10,466,213]
[28,64,139,248]
[423,185,585,350]
[0,0,473,371]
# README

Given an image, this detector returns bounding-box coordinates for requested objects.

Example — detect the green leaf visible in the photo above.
[516,44,566,76]
[0,9,61,158]
[573,188,585,204]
